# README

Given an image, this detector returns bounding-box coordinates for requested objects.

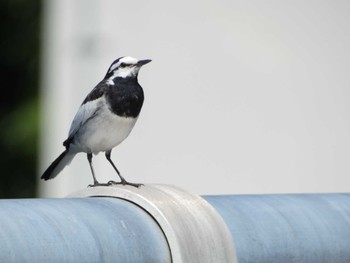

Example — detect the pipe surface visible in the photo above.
[204,193,350,263]
[0,197,170,263]
[71,185,237,263]
[1,185,350,263]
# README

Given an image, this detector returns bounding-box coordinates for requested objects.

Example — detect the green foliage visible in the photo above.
[0,0,41,198]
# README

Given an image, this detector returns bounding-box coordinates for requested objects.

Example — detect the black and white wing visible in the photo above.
[63,82,108,147]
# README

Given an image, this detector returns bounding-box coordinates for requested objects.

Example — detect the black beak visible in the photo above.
[137,59,152,66]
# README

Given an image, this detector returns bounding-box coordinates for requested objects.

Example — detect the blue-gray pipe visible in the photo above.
[0,185,350,263]
[204,193,350,263]
[0,197,170,263]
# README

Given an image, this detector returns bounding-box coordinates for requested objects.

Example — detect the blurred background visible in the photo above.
[0,0,40,198]
[1,0,350,198]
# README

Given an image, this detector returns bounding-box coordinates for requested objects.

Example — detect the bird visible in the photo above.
[41,56,151,187]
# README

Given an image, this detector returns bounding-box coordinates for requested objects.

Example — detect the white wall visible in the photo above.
[39,0,350,197]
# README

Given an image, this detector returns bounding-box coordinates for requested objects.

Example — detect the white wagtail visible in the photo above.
[41,56,151,187]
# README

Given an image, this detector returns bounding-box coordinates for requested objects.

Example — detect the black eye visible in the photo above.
[120,62,127,68]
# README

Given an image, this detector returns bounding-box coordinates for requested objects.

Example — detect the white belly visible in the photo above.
[73,108,138,154]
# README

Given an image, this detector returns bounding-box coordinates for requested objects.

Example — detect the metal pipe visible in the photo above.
[1,185,350,263]
[0,185,236,263]
[0,197,170,263]
[204,193,350,263]
[71,185,237,263]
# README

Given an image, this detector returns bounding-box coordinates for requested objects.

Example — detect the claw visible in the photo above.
[107,180,143,188]
[88,182,109,187]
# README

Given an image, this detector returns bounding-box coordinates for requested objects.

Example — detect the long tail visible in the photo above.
[41,150,76,180]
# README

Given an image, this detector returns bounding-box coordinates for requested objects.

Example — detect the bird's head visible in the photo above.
[105,56,151,80]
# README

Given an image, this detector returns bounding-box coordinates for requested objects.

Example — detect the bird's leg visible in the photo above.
[105,150,142,188]
[87,153,107,187]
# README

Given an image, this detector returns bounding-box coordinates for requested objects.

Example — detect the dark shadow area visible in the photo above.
[0,0,41,198]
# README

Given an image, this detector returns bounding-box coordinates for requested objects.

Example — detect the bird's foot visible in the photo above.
[88,181,110,187]
[107,180,143,188]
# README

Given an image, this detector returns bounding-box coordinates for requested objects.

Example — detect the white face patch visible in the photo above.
[108,63,119,72]
[108,56,139,74]
[119,56,138,65]
[107,56,141,79]
[108,66,140,79]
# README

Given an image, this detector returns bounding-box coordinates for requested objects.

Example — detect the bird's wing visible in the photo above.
[63,82,108,147]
